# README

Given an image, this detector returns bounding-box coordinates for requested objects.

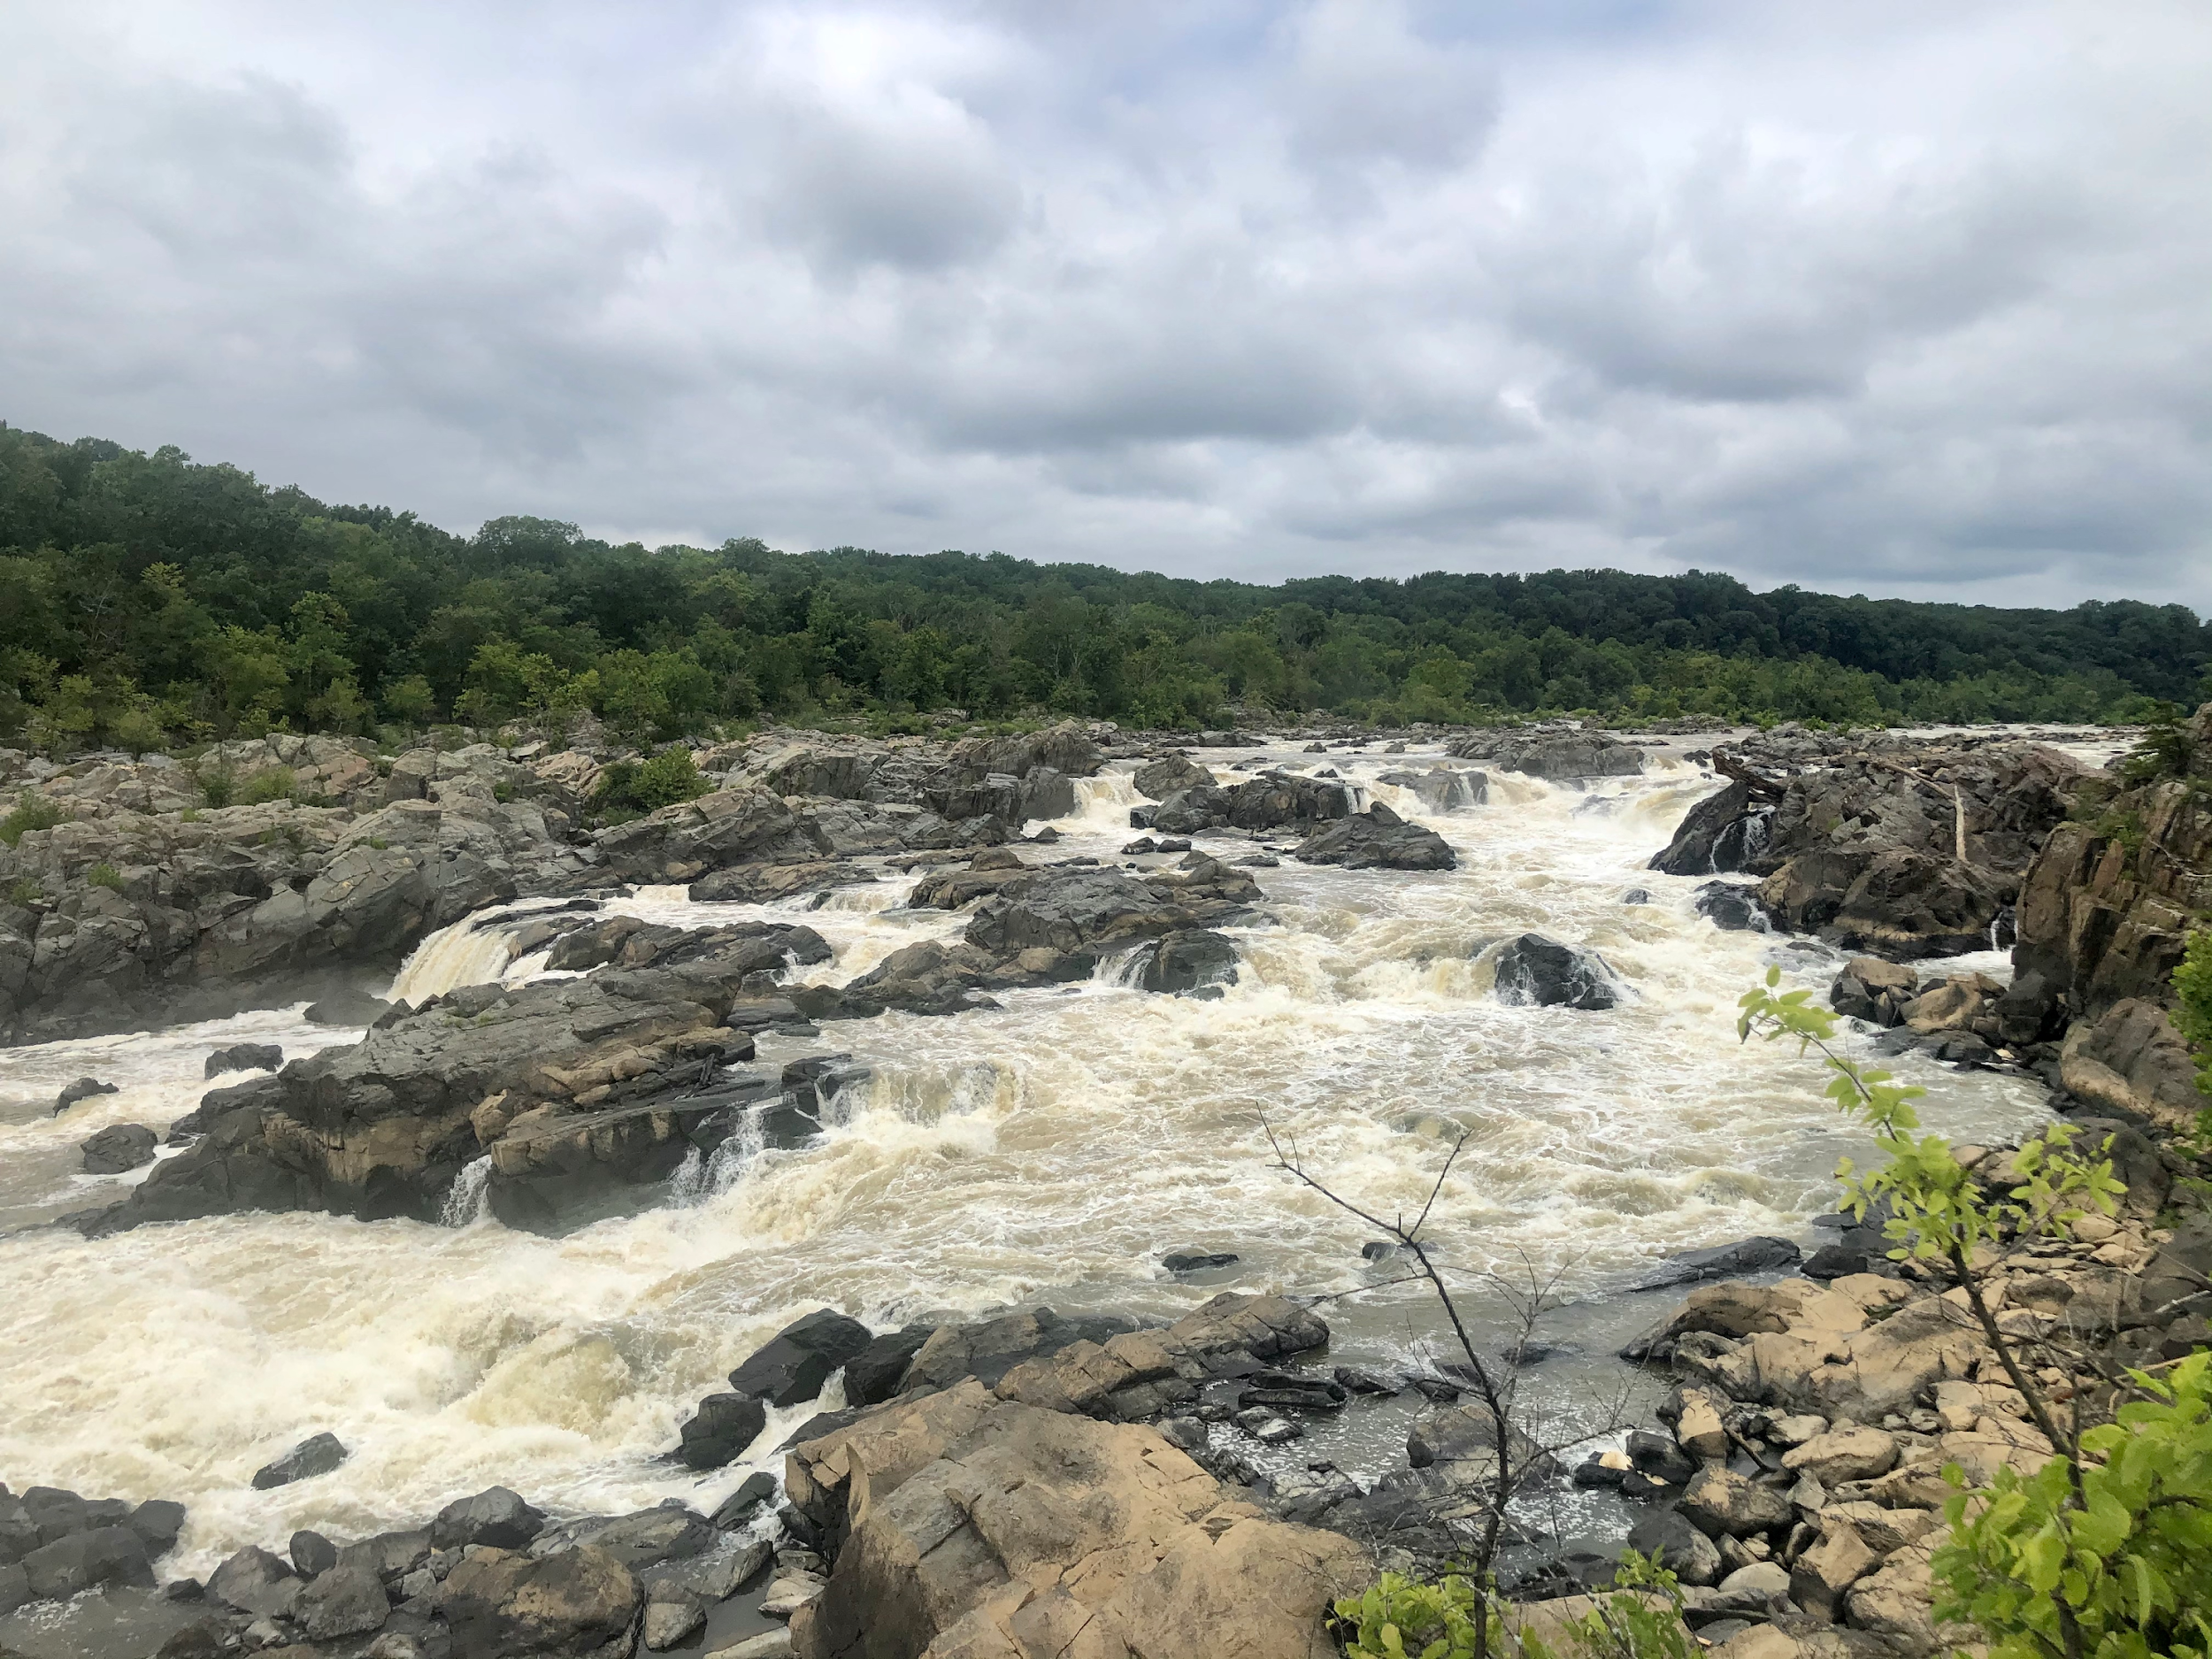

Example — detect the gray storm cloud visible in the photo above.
[0,0,2206,607]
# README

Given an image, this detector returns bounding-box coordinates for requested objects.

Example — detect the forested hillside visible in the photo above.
[1,424,2200,748]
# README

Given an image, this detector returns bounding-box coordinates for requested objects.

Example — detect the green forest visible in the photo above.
[1,423,2203,751]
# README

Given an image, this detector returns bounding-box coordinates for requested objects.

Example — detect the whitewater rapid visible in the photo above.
[0,737,2056,1576]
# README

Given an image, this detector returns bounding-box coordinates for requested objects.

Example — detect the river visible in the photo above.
[0,735,2061,1585]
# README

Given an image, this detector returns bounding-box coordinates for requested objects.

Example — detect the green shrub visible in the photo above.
[5,878,42,907]
[86,863,123,891]
[0,792,68,847]
[1934,1351,2212,1659]
[2119,701,2195,786]
[237,765,296,805]
[589,748,711,820]
[1335,1555,1697,1659]
[196,766,235,808]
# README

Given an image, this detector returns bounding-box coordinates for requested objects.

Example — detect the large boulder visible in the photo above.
[1376,767,1486,813]
[1449,733,1644,780]
[1293,803,1455,871]
[785,1385,1369,1659]
[80,1122,158,1173]
[19,1526,154,1603]
[729,1310,877,1408]
[1492,934,1622,1010]
[441,1544,641,1659]
[1650,781,1772,876]
[1134,752,1215,799]
[595,787,810,883]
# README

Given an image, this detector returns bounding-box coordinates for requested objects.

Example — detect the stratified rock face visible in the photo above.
[1651,741,2086,961]
[784,1386,1369,1659]
[1492,934,1622,1010]
[69,933,806,1234]
[1448,733,1644,780]
[1293,803,1455,871]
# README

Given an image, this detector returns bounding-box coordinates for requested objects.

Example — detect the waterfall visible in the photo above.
[388,919,517,1003]
[440,1156,493,1227]
[666,1146,709,1205]
[1092,944,1156,989]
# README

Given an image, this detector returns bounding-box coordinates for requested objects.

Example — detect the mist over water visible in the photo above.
[0,738,2055,1576]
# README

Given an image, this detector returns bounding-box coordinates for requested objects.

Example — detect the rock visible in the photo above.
[1651,780,1773,876]
[1679,1469,1796,1539]
[1628,1236,1802,1293]
[129,1499,187,1555]
[1694,881,1769,932]
[728,1309,876,1407]
[441,1543,641,1659]
[1763,848,2013,961]
[710,1632,795,1659]
[1240,1371,1348,1413]
[297,1562,391,1640]
[1292,803,1455,871]
[1627,1509,1723,1586]
[711,1473,780,1532]
[1628,1428,1697,1486]
[1791,1520,1879,1620]
[1130,927,1240,993]
[290,1529,339,1577]
[1407,1402,1555,1484]
[1376,767,1486,813]
[251,1430,349,1489]
[19,1525,154,1603]
[52,1076,118,1113]
[1676,1391,1730,1462]
[334,1528,432,1586]
[1781,1427,1899,1486]
[206,1545,298,1617]
[1163,1247,1240,1273]
[1134,752,1215,799]
[1492,933,1622,1010]
[900,1306,1142,1394]
[1452,733,1644,781]
[644,1597,706,1650]
[1843,1548,1948,1656]
[1236,1407,1302,1443]
[1829,957,1917,1025]
[430,1486,546,1551]
[783,1384,1368,1659]
[548,1508,718,1570]
[1717,1561,1791,1600]
[679,1393,770,1471]
[843,1325,936,1407]
[204,1042,283,1078]
[81,1121,158,1173]
[1767,1414,1829,1447]
[0,1559,29,1613]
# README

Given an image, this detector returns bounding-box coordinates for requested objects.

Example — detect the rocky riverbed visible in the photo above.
[6,712,2195,1659]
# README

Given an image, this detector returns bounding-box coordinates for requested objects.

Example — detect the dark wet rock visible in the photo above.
[0,1561,27,1616]
[304,987,396,1025]
[1133,752,1214,799]
[1163,1247,1240,1273]
[1293,803,1455,871]
[128,1500,187,1555]
[710,1472,779,1532]
[1830,956,1917,1026]
[1628,1509,1723,1586]
[964,867,1211,957]
[687,861,879,905]
[1133,770,1354,835]
[1694,881,1768,932]
[1128,928,1240,994]
[1449,733,1644,780]
[1629,1236,1801,1293]
[594,787,813,884]
[1678,1467,1795,1538]
[1333,1366,1400,1397]
[75,937,807,1235]
[539,1507,715,1570]
[290,1528,339,1578]
[843,1325,936,1407]
[206,1545,299,1617]
[204,1042,282,1078]
[19,1525,154,1603]
[543,916,828,976]
[1764,847,2013,960]
[1376,767,1486,812]
[1627,1429,1696,1486]
[297,1562,391,1640]
[430,1486,546,1551]
[1651,780,1773,877]
[51,1076,118,1114]
[251,1431,349,1489]
[728,1309,874,1407]
[1239,1372,1348,1412]
[1620,887,1652,904]
[676,1393,768,1471]
[1492,933,1622,1010]
[442,1543,641,1659]
[905,847,1032,910]
[334,1527,432,1586]
[1406,1402,1556,1481]
[81,1121,158,1173]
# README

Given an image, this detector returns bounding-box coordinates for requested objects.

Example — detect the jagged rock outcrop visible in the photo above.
[1650,743,2086,961]
[1133,750,1215,799]
[1130,770,1353,835]
[1292,803,1455,871]
[1448,732,1644,780]
[1376,765,1486,812]
[67,927,828,1233]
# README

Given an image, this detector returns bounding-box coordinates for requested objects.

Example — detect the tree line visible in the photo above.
[1,423,2202,750]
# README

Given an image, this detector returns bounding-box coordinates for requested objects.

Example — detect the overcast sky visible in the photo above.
[4,2,2208,610]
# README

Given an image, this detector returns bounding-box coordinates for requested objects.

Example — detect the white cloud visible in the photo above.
[0,0,2206,608]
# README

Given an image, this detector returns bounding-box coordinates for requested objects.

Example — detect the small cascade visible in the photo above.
[1067,772,1142,833]
[703,1105,769,1193]
[1092,943,1156,989]
[439,1156,493,1227]
[388,919,517,1002]
[1708,808,1774,875]
[1989,907,2017,952]
[665,1146,709,1205]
